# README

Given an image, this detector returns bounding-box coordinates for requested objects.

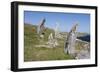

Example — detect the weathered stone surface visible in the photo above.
[64,24,78,57]
[46,33,58,48]
[37,18,46,38]
[75,43,90,59]
[75,49,90,59]
[55,23,62,39]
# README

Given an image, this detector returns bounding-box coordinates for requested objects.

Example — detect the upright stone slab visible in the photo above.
[47,33,58,48]
[37,18,46,38]
[47,33,54,48]
[64,24,78,57]
[54,23,62,39]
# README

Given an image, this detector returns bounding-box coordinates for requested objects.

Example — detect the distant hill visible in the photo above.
[77,35,90,42]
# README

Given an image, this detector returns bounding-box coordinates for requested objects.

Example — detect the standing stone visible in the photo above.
[37,18,46,38]
[47,33,58,48]
[55,23,62,39]
[64,24,78,57]
[47,33,54,48]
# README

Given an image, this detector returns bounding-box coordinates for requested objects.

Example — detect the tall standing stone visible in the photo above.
[54,23,62,39]
[37,18,46,38]
[64,24,78,57]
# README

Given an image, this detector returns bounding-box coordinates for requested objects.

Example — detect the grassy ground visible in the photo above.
[24,23,75,62]
[24,23,89,62]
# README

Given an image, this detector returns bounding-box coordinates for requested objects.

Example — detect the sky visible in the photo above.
[24,11,90,33]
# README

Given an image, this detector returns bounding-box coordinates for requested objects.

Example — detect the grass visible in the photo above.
[24,23,89,62]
